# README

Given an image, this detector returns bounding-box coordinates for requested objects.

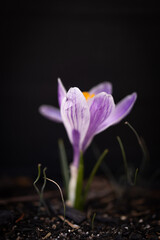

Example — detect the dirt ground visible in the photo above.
[0,176,160,240]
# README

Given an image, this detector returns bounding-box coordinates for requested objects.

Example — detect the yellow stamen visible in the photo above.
[82,92,95,101]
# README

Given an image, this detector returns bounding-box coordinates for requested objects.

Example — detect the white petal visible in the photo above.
[58,78,67,106]
[60,87,90,147]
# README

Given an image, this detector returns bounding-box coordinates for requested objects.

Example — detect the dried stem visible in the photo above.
[46,177,66,223]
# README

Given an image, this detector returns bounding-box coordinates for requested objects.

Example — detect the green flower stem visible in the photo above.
[67,164,78,207]
[74,152,84,210]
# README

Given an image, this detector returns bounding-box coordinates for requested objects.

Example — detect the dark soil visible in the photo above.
[0,176,160,240]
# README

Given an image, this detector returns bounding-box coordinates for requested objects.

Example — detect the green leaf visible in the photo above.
[33,164,50,215]
[91,213,96,230]
[133,168,139,186]
[74,152,84,210]
[84,149,108,202]
[58,139,69,198]
[125,121,150,172]
[91,142,118,186]
[117,135,139,186]
[117,136,130,184]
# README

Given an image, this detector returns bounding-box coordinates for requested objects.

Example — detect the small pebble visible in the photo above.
[139,219,143,223]
[52,224,56,229]
[144,224,150,229]
[121,215,127,221]
[124,226,129,230]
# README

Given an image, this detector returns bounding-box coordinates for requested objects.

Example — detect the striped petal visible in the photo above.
[95,92,137,134]
[72,129,80,168]
[82,92,115,150]
[89,82,112,95]
[39,105,62,123]
[60,87,90,148]
[58,78,67,107]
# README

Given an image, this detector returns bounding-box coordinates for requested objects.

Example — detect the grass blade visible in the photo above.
[58,139,69,198]
[33,164,50,215]
[91,213,96,230]
[84,149,108,202]
[117,136,130,184]
[91,142,118,188]
[125,122,150,164]
[125,122,150,175]
[133,168,139,185]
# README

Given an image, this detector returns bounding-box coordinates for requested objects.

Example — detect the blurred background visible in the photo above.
[1,1,160,186]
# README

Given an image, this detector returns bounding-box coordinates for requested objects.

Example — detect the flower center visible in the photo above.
[82,92,95,101]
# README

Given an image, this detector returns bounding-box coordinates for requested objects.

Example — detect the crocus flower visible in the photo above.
[39,78,137,205]
[39,78,137,167]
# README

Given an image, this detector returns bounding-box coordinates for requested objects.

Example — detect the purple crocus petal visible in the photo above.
[82,92,115,150]
[39,105,62,123]
[95,92,137,134]
[58,78,67,107]
[89,82,113,95]
[60,87,90,147]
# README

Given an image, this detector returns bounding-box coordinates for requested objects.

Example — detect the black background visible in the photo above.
[1,1,160,182]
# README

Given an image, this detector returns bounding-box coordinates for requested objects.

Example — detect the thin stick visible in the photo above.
[33,163,41,197]
[33,164,50,215]
[46,177,66,223]
[41,168,50,215]
[40,167,47,201]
